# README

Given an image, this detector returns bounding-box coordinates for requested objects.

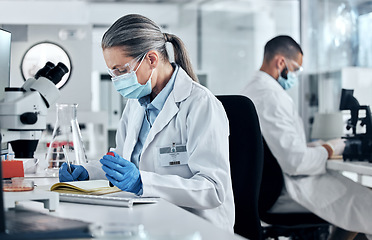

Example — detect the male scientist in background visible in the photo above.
[241,35,372,240]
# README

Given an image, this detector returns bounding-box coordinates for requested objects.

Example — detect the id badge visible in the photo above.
[159,143,188,167]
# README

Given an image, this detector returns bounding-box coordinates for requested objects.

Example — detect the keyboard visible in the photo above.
[59,193,159,208]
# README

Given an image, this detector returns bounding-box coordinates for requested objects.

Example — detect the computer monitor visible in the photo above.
[0,28,11,101]
[0,28,11,156]
[0,28,10,233]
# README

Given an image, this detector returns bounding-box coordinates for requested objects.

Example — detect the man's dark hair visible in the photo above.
[263,35,303,62]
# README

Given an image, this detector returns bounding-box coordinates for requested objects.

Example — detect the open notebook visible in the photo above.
[50,180,159,208]
[50,180,122,195]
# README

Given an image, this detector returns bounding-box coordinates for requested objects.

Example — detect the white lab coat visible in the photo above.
[241,71,372,235]
[85,67,235,232]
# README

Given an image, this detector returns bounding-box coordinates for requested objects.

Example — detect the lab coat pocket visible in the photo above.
[287,171,347,209]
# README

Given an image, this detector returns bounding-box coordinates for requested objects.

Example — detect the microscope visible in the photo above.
[0,62,68,159]
[0,62,68,213]
[339,88,372,162]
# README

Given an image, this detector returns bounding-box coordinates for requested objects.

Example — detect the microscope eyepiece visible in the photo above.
[35,62,69,85]
[34,61,55,79]
[45,62,69,85]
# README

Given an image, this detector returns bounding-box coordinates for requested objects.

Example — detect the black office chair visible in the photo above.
[216,95,264,240]
[259,139,330,240]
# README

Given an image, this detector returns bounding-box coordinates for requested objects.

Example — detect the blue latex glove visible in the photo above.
[100,151,142,194]
[59,162,89,182]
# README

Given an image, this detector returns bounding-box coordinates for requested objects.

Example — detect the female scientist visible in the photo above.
[59,14,235,232]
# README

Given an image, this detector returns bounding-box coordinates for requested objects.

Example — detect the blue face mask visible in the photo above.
[277,69,298,90]
[111,56,154,99]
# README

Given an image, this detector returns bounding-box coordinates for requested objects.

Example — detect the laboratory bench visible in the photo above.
[8,175,247,240]
[327,159,372,186]
[327,159,372,176]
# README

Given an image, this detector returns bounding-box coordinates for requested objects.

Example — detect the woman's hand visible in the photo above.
[59,163,89,182]
[100,152,142,194]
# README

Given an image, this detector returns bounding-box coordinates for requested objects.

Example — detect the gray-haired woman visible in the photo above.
[59,14,235,232]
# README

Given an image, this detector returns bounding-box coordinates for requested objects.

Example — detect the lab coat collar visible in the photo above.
[257,70,286,91]
[257,70,275,81]
[138,63,178,111]
[140,66,193,154]
[125,103,145,159]
[171,67,193,103]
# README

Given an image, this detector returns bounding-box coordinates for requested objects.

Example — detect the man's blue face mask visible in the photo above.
[277,59,303,90]
[278,71,298,90]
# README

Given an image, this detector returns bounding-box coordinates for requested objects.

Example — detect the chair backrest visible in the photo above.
[258,138,285,217]
[258,141,330,240]
[216,95,263,240]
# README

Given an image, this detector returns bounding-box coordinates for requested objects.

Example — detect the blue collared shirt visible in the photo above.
[130,64,179,168]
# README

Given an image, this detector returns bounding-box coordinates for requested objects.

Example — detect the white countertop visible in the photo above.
[10,176,247,240]
[327,159,372,176]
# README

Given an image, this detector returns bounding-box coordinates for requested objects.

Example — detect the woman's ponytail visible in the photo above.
[163,33,198,82]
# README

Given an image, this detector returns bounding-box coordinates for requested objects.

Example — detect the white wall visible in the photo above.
[199,1,300,99]
[9,24,93,111]
[0,1,179,26]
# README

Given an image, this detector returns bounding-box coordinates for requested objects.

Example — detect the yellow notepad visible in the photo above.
[50,180,121,195]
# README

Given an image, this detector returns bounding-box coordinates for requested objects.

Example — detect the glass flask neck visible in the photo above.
[56,103,78,123]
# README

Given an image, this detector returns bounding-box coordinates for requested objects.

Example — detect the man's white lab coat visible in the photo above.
[241,70,372,235]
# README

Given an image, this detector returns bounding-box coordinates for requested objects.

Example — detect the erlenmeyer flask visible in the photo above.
[45,103,87,175]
